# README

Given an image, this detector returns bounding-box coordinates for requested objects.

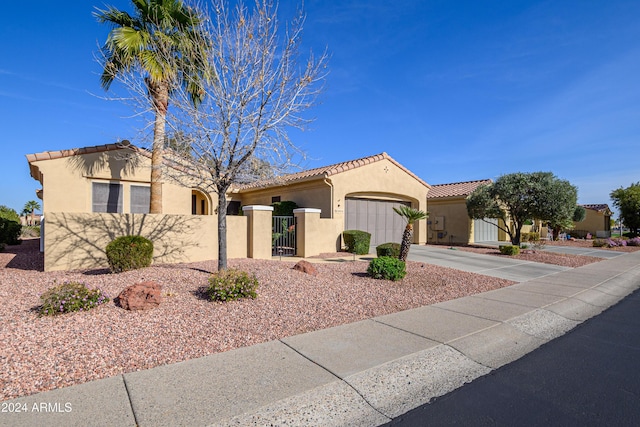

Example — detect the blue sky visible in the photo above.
[1,0,638,216]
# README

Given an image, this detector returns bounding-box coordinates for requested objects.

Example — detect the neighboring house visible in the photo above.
[27,143,430,270]
[426,179,508,245]
[575,204,613,237]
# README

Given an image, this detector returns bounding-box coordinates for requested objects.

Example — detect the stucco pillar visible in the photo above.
[293,208,322,258]
[242,205,273,259]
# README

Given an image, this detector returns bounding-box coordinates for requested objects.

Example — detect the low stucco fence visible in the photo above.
[41,207,345,272]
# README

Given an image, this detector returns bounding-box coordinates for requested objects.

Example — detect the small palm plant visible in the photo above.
[393,205,428,262]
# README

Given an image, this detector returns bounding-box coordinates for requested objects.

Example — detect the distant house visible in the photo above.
[27,142,430,270]
[575,204,613,238]
[426,179,508,245]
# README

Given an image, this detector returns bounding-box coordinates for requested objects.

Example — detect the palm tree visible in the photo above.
[95,0,208,213]
[393,205,428,262]
[23,200,41,226]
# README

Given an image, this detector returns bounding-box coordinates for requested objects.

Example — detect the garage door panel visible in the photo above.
[345,198,410,247]
[474,218,498,242]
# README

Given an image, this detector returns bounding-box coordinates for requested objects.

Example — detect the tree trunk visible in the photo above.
[148,80,169,214]
[217,190,228,272]
[399,225,413,262]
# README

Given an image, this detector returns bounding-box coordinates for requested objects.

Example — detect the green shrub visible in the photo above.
[593,239,608,247]
[499,245,520,255]
[105,235,154,273]
[0,205,20,223]
[521,232,540,242]
[0,243,5,252]
[207,269,259,302]
[271,201,299,216]
[38,282,110,316]
[367,256,406,281]
[0,217,21,245]
[343,230,371,255]
[376,242,401,258]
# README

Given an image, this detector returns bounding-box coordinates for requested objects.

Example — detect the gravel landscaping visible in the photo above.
[2,237,629,401]
[1,239,518,401]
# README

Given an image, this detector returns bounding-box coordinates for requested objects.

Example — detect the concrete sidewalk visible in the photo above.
[3,251,640,427]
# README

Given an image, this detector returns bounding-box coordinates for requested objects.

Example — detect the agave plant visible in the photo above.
[393,205,428,262]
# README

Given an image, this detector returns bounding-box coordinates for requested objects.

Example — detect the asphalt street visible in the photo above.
[382,288,640,427]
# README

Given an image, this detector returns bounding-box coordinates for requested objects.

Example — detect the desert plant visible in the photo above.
[343,230,371,255]
[38,282,110,316]
[207,269,259,302]
[499,245,520,256]
[105,235,154,273]
[21,225,40,238]
[367,256,407,281]
[393,205,429,261]
[376,242,401,258]
[521,232,540,242]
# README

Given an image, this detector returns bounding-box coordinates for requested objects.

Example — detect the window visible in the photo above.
[92,182,123,213]
[227,201,241,215]
[130,185,150,214]
[271,196,281,203]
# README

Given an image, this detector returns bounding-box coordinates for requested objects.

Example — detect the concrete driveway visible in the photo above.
[474,241,622,259]
[407,245,570,282]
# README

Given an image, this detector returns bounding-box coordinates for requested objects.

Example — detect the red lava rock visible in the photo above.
[292,260,318,276]
[117,281,162,310]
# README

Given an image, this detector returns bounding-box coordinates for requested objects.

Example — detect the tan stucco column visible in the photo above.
[242,205,273,259]
[293,208,322,258]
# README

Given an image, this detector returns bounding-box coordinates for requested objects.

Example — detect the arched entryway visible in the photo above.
[191,190,211,215]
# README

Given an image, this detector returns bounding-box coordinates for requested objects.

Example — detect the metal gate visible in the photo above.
[272,216,296,256]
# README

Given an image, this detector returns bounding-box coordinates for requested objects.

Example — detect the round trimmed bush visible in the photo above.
[367,256,406,281]
[499,245,520,256]
[106,235,154,273]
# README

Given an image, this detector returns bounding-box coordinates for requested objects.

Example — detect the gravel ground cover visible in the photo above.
[1,239,516,401]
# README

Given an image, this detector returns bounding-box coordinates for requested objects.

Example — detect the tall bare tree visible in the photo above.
[163,0,327,270]
[95,0,209,213]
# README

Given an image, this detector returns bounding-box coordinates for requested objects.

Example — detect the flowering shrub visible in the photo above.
[39,282,110,316]
[207,269,259,302]
[627,237,640,246]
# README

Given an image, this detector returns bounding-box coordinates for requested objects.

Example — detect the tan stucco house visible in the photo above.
[574,204,613,237]
[426,179,509,245]
[27,142,430,270]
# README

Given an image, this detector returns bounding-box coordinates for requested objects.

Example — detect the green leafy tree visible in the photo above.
[0,206,20,223]
[611,183,640,235]
[548,205,586,240]
[95,0,209,214]
[393,205,428,261]
[466,172,578,245]
[23,200,41,226]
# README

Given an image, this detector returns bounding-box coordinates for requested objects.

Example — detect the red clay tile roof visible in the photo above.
[26,141,144,181]
[427,179,492,199]
[26,141,139,163]
[236,152,430,191]
[580,204,612,213]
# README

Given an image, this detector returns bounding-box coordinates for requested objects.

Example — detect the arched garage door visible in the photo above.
[345,198,410,247]
[474,218,498,242]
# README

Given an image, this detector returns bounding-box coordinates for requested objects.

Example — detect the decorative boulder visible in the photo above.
[292,260,318,276]
[117,281,162,310]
